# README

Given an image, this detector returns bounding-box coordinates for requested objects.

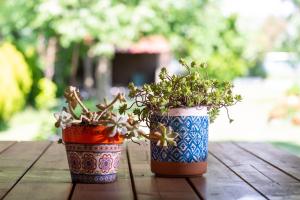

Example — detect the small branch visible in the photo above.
[224,106,233,122]
[137,130,151,140]
[130,138,141,145]
[106,94,122,110]
[98,119,114,124]
[126,102,136,111]
[68,104,79,120]
[73,91,89,114]
[96,94,122,121]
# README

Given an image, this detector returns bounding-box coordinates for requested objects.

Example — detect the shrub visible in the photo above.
[35,78,57,110]
[0,42,32,122]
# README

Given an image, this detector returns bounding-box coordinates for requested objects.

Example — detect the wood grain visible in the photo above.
[0,141,51,199]
[4,143,72,200]
[127,142,200,200]
[71,144,134,200]
[210,142,300,199]
[188,154,265,200]
[235,142,300,181]
[0,142,16,154]
[1,141,300,200]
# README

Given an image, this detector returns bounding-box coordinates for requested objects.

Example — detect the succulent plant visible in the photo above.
[54,86,176,147]
[55,59,241,147]
[120,59,242,138]
[54,110,73,129]
[55,86,139,140]
[150,123,178,147]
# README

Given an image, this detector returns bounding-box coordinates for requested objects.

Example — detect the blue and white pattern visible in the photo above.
[151,115,209,163]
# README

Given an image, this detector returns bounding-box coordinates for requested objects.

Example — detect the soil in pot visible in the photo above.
[150,107,209,177]
[63,125,124,183]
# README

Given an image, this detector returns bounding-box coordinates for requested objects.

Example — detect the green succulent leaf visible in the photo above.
[118,104,128,115]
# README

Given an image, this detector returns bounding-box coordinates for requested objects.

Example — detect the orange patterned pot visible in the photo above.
[63,125,124,144]
[63,125,124,183]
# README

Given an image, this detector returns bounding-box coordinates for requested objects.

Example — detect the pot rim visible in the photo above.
[62,125,124,144]
[163,106,207,116]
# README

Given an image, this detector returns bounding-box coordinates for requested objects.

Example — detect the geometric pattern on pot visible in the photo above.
[65,144,122,178]
[151,115,209,163]
[70,173,117,184]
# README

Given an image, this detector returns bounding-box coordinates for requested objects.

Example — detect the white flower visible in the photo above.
[155,124,179,147]
[54,110,73,129]
[109,126,128,137]
[114,115,128,124]
[107,115,128,137]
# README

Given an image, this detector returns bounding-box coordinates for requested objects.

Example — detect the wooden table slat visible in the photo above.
[0,141,16,154]
[3,143,72,200]
[235,142,300,182]
[1,141,300,199]
[210,142,300,199]
[71,144,134,200]
[127,142,200,200]
[188,154,265,200]
[0,141,51,199]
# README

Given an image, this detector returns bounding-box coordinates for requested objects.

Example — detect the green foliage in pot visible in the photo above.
[120,59,242,127]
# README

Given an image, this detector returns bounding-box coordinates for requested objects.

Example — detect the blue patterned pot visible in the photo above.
[65,143,122,183]
[150,107,209,176]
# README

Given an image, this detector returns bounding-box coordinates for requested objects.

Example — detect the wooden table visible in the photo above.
[1,141,300,200]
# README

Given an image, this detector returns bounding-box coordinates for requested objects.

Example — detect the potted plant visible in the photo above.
[54,86,145,183]
[122,59,242,177]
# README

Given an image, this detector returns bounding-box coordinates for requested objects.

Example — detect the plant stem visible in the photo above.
[106,94,121,110]
[74,91,89,113]
[137,130,151,140]
[68,104,79,120]
[96,94,121,121]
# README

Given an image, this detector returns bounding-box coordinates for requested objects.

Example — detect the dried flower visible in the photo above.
[54,110,73,129]
[152,123,179,147]
[55,87,131,137]
[64,86,81,109]
[106,115,128,137]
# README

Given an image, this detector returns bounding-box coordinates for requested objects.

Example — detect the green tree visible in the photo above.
[0,0,253,100]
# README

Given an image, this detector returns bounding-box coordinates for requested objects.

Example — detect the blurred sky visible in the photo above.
[222,0,295,30]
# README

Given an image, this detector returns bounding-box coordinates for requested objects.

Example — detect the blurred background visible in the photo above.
[1,0,300,155]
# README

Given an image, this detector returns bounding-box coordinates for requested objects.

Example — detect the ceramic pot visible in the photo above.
[150,107,209,177]
[63,125,124,183]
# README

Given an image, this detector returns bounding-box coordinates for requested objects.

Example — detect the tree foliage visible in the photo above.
[0,0,252,80]
[276,1,300,60]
